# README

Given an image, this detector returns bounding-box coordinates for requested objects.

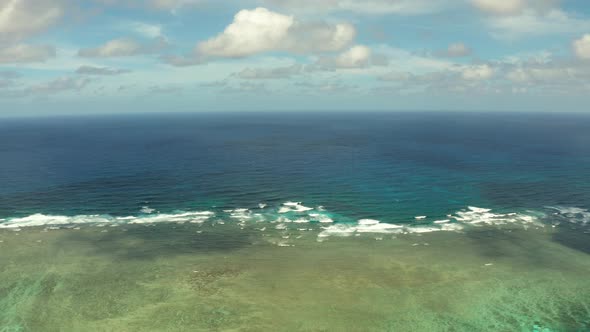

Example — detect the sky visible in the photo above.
[1,0,590,116]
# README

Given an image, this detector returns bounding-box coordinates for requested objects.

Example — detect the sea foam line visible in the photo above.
[0,204,559,236]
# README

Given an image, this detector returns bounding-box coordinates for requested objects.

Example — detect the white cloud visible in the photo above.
[471,0,559,16]
[79,39,142,57]
[573,34,590,60]
[471,0,525,15]
[505,61,590,84]
[376,45,454,73]
[197,7,355,58]
[130,22,163,38]
[484,9,590,39]
[333,45,371,68]
[78,38,166,57]
[76,65,131,75]
[316,45,372,69]
[0,43,55,63]
[260,0,455,15]
[92,0,204,12]
[0,0,64,42]
[462,64,494,80]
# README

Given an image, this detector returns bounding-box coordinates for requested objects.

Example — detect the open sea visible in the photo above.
[1,112,589,331]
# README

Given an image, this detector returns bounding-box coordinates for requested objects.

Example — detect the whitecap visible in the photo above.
[547,206,590,224]
[358,219,380,225]
[356,223,404,234]
[140,206,156,214]
[405,226,442,234]
[453,207,538,226]
[309,213,333,223]
[0,214,112,229]
[318,224,356,238]
[279,202,313,213]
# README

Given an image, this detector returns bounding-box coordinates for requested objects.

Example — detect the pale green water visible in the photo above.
[1,224,589,331]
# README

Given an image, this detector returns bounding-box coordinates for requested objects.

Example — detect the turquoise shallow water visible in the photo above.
[0,112,589,330]
[1,222,589,331]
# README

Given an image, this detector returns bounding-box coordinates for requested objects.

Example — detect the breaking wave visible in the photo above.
[2,203,587,242]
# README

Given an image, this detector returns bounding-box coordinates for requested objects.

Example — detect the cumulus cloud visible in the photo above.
[78,38,166,57]
[314,45,389,71]
[377,63,498,96]
[165,7,357,66]
[0,0,62,65]
[332,45,372,68]
[234,46,381,80]
[197,8,355,58]
[0,44,55,63]
[76,65,131,75]
[573,34,590,60]
[377,49,590,98]
[0,0,64,42]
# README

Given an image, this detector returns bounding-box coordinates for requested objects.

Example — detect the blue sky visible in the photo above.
[1,0,590,116]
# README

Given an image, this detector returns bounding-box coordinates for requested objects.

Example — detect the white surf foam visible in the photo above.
[548,206,590,224]
[308,213,334,223]
[0,211,216,229]
[140,206,156,214]
[452,206,539,226]
[279,202,314,213]
[318,219,445,239]
[0,214,112,229]
[317,206,540,240]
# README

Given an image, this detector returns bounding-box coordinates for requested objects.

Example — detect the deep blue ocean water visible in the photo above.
[1,112,589,224]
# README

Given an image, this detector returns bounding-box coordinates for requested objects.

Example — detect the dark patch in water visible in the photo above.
[464,229,542,259]
[552,227,590,255]
[479,181,588,209]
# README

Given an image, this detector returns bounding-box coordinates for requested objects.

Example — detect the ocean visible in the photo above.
[1,112,589,331]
